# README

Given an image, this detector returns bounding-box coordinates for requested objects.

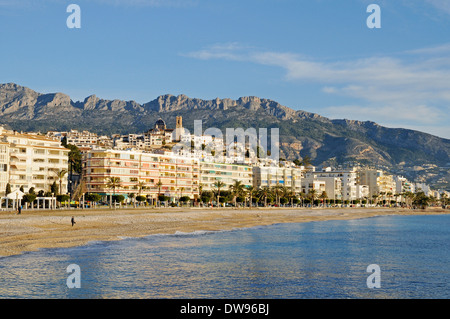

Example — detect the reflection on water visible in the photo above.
[1,215,449,298]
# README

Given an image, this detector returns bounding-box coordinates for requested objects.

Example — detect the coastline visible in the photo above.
[1,207,449,258]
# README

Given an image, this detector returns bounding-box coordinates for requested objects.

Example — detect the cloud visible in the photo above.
[425,0,450,14]
[184,42,450,137]
[184,43,450,105]
[324,104,443,125]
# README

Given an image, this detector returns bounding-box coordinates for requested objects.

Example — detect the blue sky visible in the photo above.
[1,0,449,138]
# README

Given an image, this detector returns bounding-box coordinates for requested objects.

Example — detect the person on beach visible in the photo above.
[17,205,22,215]
[71,216,76,227]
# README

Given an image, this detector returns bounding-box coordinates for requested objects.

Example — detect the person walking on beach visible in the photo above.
[71,216,76,227]
[17,205,22,214]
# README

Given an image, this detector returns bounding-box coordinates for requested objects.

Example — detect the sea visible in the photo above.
[0,214,449,299]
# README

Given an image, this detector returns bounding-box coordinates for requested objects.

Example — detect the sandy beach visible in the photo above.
[1,206,449,258]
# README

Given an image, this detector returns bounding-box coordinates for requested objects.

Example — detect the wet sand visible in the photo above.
[1,206,448,257]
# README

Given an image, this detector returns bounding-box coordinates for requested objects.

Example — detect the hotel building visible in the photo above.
[200,162,253,191]
[0,128,69,196]
[83,149,200,201]
[252,165,305,194]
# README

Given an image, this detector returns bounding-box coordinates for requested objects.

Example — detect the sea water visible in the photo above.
[0,214,449,299]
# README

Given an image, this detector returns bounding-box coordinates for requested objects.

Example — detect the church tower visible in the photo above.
[175,116,183,141]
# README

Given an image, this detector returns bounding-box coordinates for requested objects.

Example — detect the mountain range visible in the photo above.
[1,83,449,190]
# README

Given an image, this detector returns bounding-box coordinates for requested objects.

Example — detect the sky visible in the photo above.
[0,0,449,138]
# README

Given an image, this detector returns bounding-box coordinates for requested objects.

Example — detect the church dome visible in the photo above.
[155,118,166,130]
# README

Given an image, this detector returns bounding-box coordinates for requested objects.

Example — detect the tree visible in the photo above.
[213,180,226,207]
[51,181,58,195]
[246,186,257,208]
[85,193,102,203]
[301,155,312,167]
[200,191,213,205]
[137,180,146,196]
[106,177,122,208]
[308,189,317,206]
[112,194,125,204]
[156,180,163,196]
[158,194,169,202]
[136,195,147,204]
[54,169,68,195]
[56,194,70,205]
[19,185,24,193]
[229,180,245,208]
[319,191,328,207]
[258,186,270,207]
[65,144,82,174]
[128,192,136,207]
[271,183,283,206]
[179,196,191,206]
[293,159,302,166]
[413,191,429,209]
[22,194,37,208]
[5,183,11,196]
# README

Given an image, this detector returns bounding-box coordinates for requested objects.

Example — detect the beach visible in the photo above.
[1,207,449,258]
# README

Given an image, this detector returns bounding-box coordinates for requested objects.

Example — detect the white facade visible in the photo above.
[0,131,69,195]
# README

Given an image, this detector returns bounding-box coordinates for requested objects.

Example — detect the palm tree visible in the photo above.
[246,186,257,208]
[386,192,393,206]
[229,180,245,208]
[319,191,328,207]
[308,189,317,206]
[372,194,379,206]
[156,179,163,196]
[213,180,226,207]
[272,183,283,206]
[298,192,306,207]
[106,176,122,208]
[54,169,68,196]
[258,186,270,207]
[137,180,146,196]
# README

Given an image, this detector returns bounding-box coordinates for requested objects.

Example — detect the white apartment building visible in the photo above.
[393,175,413,194]
[359,168,395,196]
[0,130,69,195]
[301,177,326,196]
[0,142,9,194]
[252,165,305,194]
[304,167,362,201]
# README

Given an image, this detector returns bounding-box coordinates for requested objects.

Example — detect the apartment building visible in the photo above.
[0,142,9,194]
[200,162,253,192]
[359,168,395,196]
[83,149,200,201]
[0,130,69,195]
[302,167,361,200]
[393,175,413,194]
[252,165,305,194]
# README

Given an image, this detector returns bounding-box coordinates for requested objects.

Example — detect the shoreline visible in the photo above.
[1,207,449,258]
